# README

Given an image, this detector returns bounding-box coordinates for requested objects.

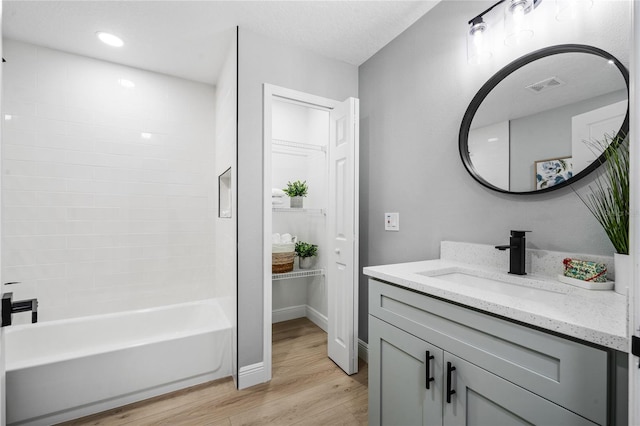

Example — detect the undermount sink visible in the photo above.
[417,267,569,300]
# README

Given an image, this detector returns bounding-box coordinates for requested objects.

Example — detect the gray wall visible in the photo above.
[358,0,630,342]
[237,28,358,368]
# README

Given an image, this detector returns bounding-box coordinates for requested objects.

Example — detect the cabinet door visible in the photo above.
[369,316,443,426]
[443,353,597,426]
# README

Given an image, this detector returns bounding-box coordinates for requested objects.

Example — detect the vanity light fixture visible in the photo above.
[466,0,541,63]
[504,0,535,46]
[467,17,492,64]
[96,31,124,47]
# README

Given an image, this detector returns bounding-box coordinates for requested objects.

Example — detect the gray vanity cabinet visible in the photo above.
[369,315,443,425]
[368,279,610,426]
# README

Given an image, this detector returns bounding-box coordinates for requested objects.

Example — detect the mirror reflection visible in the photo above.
[464,49,628,193]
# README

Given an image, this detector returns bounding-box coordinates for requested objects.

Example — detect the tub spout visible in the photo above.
[2,292,38,327]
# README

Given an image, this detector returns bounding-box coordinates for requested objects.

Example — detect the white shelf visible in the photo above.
[272,139,326,153]
[272,268,325,281]
[272,207,325,215]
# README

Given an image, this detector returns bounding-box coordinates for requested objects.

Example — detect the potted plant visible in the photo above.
[295,241,318,269]
[574,132,629,294]
[283,180,308,208]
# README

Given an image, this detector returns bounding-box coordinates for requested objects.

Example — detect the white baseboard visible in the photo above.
[306,305,328,332]
[238,362,267,390]
[358,339,368,363]
[272,305,306,323]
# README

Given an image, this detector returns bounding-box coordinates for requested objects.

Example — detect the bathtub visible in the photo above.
[5,299,232,426]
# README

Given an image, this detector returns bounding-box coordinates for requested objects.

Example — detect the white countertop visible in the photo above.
[364,258,629,352]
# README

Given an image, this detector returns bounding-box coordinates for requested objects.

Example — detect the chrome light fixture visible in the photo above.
[504,0,535,46]
[467,0,543,63]
[467,17,492,64]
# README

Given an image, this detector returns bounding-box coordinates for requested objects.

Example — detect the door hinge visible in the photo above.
[632,335,640,368]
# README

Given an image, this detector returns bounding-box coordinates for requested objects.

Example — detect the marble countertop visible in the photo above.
[364,258,629,352]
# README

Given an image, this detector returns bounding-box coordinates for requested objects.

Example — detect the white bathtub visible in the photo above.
[5,299,232,426]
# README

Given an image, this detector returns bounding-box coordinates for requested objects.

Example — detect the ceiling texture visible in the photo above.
[3,1,440,85]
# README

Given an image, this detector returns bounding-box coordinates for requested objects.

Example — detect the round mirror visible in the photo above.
[459,44,629,194]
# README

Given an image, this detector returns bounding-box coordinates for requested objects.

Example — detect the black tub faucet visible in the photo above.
[495,230,530,275]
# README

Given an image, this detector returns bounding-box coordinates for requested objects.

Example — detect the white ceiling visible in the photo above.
[2,1,440,85]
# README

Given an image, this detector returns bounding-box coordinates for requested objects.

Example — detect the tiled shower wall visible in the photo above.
[2,40,217,321]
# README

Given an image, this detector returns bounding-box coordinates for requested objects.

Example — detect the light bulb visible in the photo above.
[467,18,492,64]
[504,0,534,46]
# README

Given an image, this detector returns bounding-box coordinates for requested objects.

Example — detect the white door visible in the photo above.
[571,100,627,173]
[327,97,359,375]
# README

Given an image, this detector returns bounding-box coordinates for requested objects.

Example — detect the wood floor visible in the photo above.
[59,318,368,425]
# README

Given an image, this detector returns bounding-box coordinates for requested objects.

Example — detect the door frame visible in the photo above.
[630,0,639,423]
[263,84,349,382]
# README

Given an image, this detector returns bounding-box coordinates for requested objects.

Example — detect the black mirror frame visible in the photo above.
[459,44,629,195]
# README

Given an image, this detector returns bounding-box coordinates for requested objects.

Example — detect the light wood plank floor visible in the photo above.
[59,318,368,425]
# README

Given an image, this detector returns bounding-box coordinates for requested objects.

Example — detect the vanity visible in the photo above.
[364,241,628,426]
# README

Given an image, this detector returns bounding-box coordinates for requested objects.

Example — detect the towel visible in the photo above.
[272,188,286,198]
[562,258,607,282]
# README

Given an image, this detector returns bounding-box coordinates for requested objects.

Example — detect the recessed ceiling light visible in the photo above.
[141,132,152,140]
[4,114,12,121]
[96,32,124,47]
[118,78,135,89]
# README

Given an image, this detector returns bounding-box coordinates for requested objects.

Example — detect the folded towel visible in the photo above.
[272,198,284,205]
[562,258,607,282]
[272,188,286,198]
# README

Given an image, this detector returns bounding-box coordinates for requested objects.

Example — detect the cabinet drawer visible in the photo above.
[369,279,609,425]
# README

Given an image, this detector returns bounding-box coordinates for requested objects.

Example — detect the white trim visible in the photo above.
[263,84,274,384]
[272,305,306,323]
[630,0,640,423]
[263,84,342,388]
[306,305,328,332]
[358,339,368,363]
[238,362,267,390]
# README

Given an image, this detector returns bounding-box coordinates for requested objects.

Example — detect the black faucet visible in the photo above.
[2,292,38,327]
[495,230,530,275]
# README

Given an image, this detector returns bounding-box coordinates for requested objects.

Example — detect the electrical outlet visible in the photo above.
[385,212,399,231]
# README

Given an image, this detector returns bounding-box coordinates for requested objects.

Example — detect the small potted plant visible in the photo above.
[295,241,318,269]
[283,180,308,208]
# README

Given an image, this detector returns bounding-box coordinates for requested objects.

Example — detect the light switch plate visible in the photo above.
[385,212,399,231]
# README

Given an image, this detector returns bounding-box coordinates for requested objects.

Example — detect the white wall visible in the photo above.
[358,0,631,342]
[237,27,358,371]
[214,30,238,382]
[2,40,217,322]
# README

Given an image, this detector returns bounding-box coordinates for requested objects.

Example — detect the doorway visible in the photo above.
[263,84,359,381]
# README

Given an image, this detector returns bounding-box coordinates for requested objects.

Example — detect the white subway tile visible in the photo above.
[3,235,67,250]
[3,249,37,266]
[4,190,37,206]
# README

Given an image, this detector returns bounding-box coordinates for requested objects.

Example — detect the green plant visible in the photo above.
[295,241,318,258]
[574,133,629,255]
[283,180,308,197]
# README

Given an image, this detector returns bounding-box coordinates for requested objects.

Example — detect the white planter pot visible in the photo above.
[299,256,315,269]
[290,196,303,208]
[614,252,630,295]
